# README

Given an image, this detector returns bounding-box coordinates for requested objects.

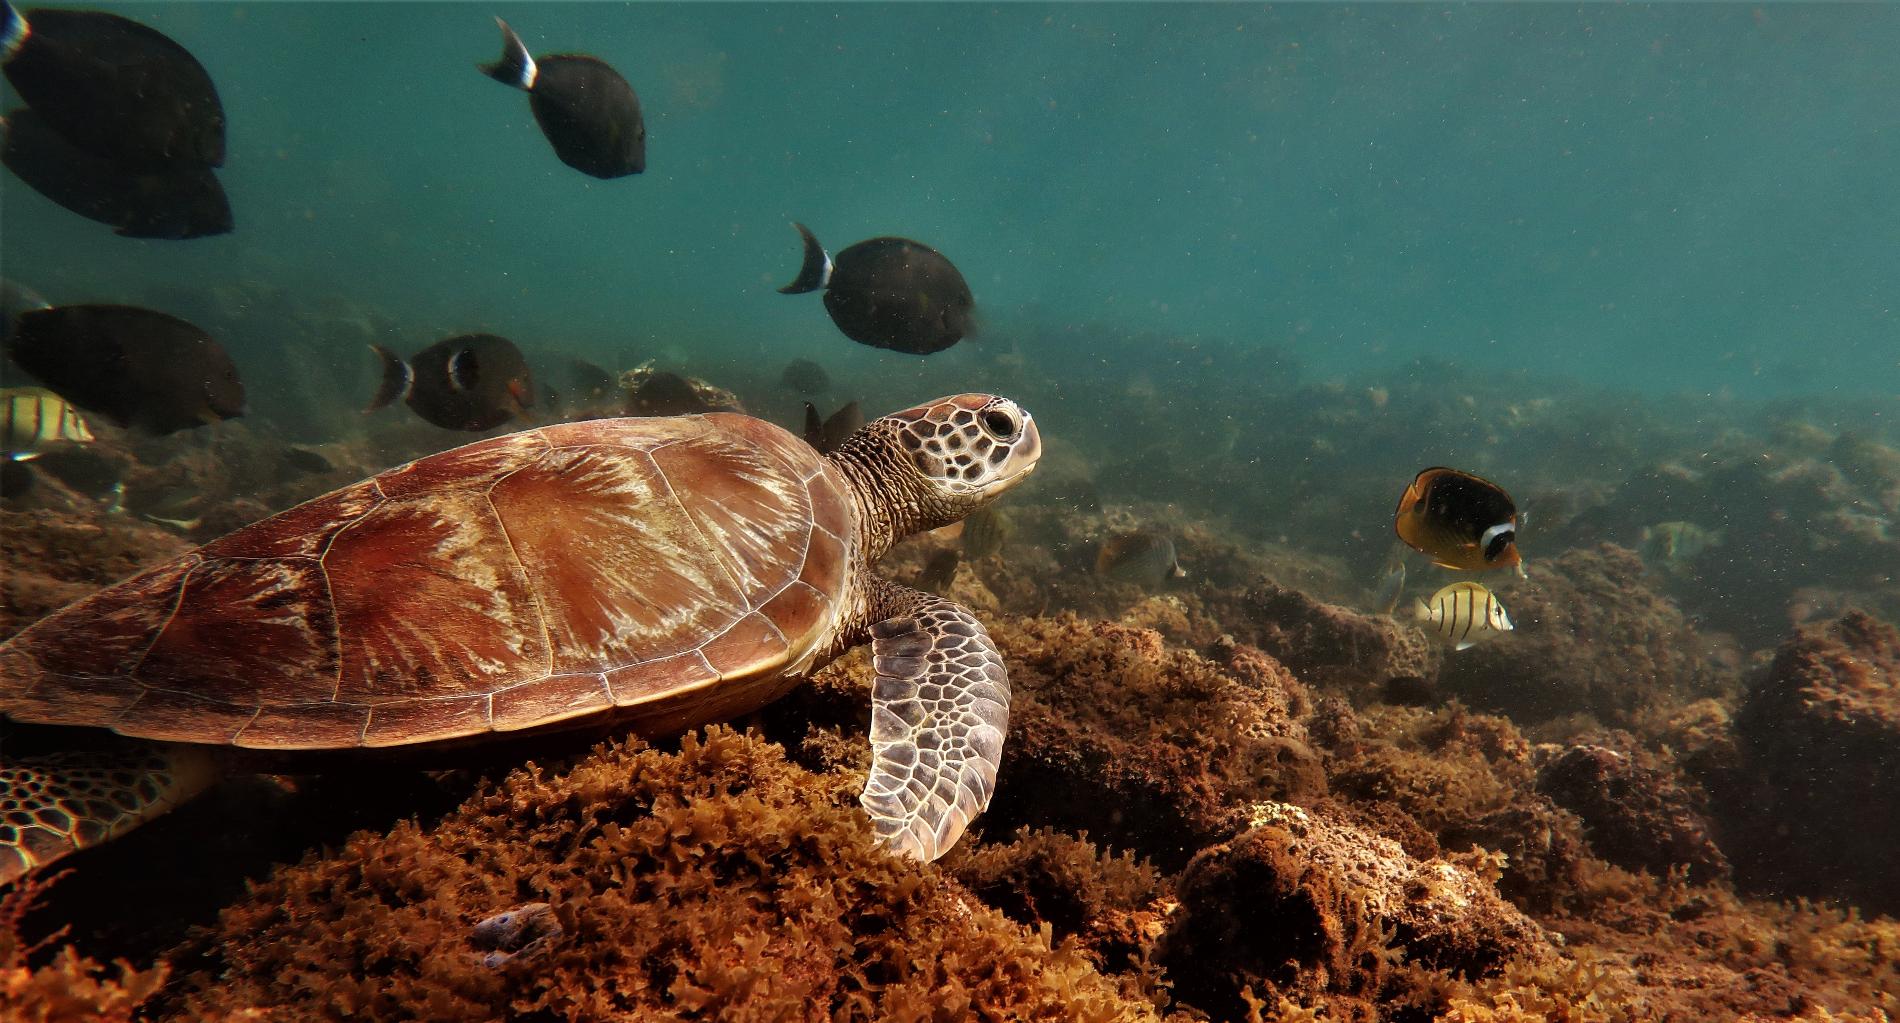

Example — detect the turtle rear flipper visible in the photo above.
[860,589,1009,863]
[0,744,215,884]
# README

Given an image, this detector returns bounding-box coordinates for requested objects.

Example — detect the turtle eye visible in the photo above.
[981,408,1017,440]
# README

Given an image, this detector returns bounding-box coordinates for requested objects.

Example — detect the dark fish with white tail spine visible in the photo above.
[2,106,231,238]
[1415,581,1513,651]
[5,304,244,435]
[479,18,644,179]
[1,1,223,167]
[2,386,92,460]
[1393,467,1522,573]
[780,223,975,355]
[368,334,533,432]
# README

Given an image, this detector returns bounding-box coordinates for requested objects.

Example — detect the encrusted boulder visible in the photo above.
[1535,739,1729,883]
[1156,802,1550,1019]
[1728,610,1900,912]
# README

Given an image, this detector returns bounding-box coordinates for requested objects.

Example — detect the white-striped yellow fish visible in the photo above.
[2,387,94,461]
[1415,581,1513,650]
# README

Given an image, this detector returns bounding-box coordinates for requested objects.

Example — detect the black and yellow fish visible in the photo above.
[1393,467,1521,572]
[1415,581,1513,651]
[780,223,975,355]
[2,386,92,460]
[480,18,644,179]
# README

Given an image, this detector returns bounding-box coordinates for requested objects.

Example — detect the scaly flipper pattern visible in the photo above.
[860,591,1009,862]
[0,745,215,885]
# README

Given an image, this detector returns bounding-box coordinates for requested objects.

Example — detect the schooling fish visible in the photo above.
[2,107,231,239]
[2,386,92,460]
[1415,581,1513,651]
[0,1,224,167]
[1095,529,1187,588]
[780,357,831,395]
[368,334,533,432]
[480,18,644,179]
[5,304,244,435]
[1393,467,1522,573]
[779,223,975,355]
[802,400,863,454]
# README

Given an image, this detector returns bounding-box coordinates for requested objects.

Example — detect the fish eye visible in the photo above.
[981,409,1017,440]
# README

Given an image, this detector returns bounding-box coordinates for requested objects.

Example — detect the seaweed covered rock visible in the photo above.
[159,728,1157,1022]
[1322,705,1591,911]
[1728,610,1900,913]
[1156,802,1549,1020]
[948,827,1170,998]
[1436,545,1728,728]
[980,615,1324,871]
[1223,583,1440,695]
[0,510,188,640]
[1534,740,1729,884]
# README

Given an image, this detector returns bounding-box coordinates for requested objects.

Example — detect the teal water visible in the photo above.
[5,2,1898,417]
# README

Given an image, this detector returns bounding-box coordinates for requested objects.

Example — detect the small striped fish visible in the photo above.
[3,387,94,461]
[1415,581,1513,650]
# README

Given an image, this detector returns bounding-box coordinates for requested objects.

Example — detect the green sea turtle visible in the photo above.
[0,393,1040,883]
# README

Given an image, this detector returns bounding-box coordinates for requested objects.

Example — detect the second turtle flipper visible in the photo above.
[0,742,215,885]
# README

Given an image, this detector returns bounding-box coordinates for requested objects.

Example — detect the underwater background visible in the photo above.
[4,3,1900,1021]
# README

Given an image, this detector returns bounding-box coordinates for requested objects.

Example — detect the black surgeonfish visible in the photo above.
[1393,467,1521,572]
[5,304,244,434]
[368,334,533,432]
[2,107,231,238]
[480,18,645,179]
[802,400,863,454]
[779,223,975,355]
[569,357,615,401]
[0,1,224,167]
[779,357,830,395]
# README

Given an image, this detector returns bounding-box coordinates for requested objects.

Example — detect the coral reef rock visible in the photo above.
[1728,610,1900,913]
[1437,544,1728,727]
[981,615,1324,871]
[1226,583,1441,696]
[1534,739,1730,883]
[1157,801,1549,1020]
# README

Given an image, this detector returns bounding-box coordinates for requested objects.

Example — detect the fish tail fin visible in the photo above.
[802,401,824,448]
[1,2,27,61]
[365,344,412,412]
[778,222,833,294]
[479,17,538,91]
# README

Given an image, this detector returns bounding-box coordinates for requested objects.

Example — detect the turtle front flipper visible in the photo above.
[860,591,1009,862]
[0,744,216,885]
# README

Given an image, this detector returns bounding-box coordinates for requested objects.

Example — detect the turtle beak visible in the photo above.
[994,413,1041,489]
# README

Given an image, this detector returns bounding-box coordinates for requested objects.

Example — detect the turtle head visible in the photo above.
[833,393,1040,553]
